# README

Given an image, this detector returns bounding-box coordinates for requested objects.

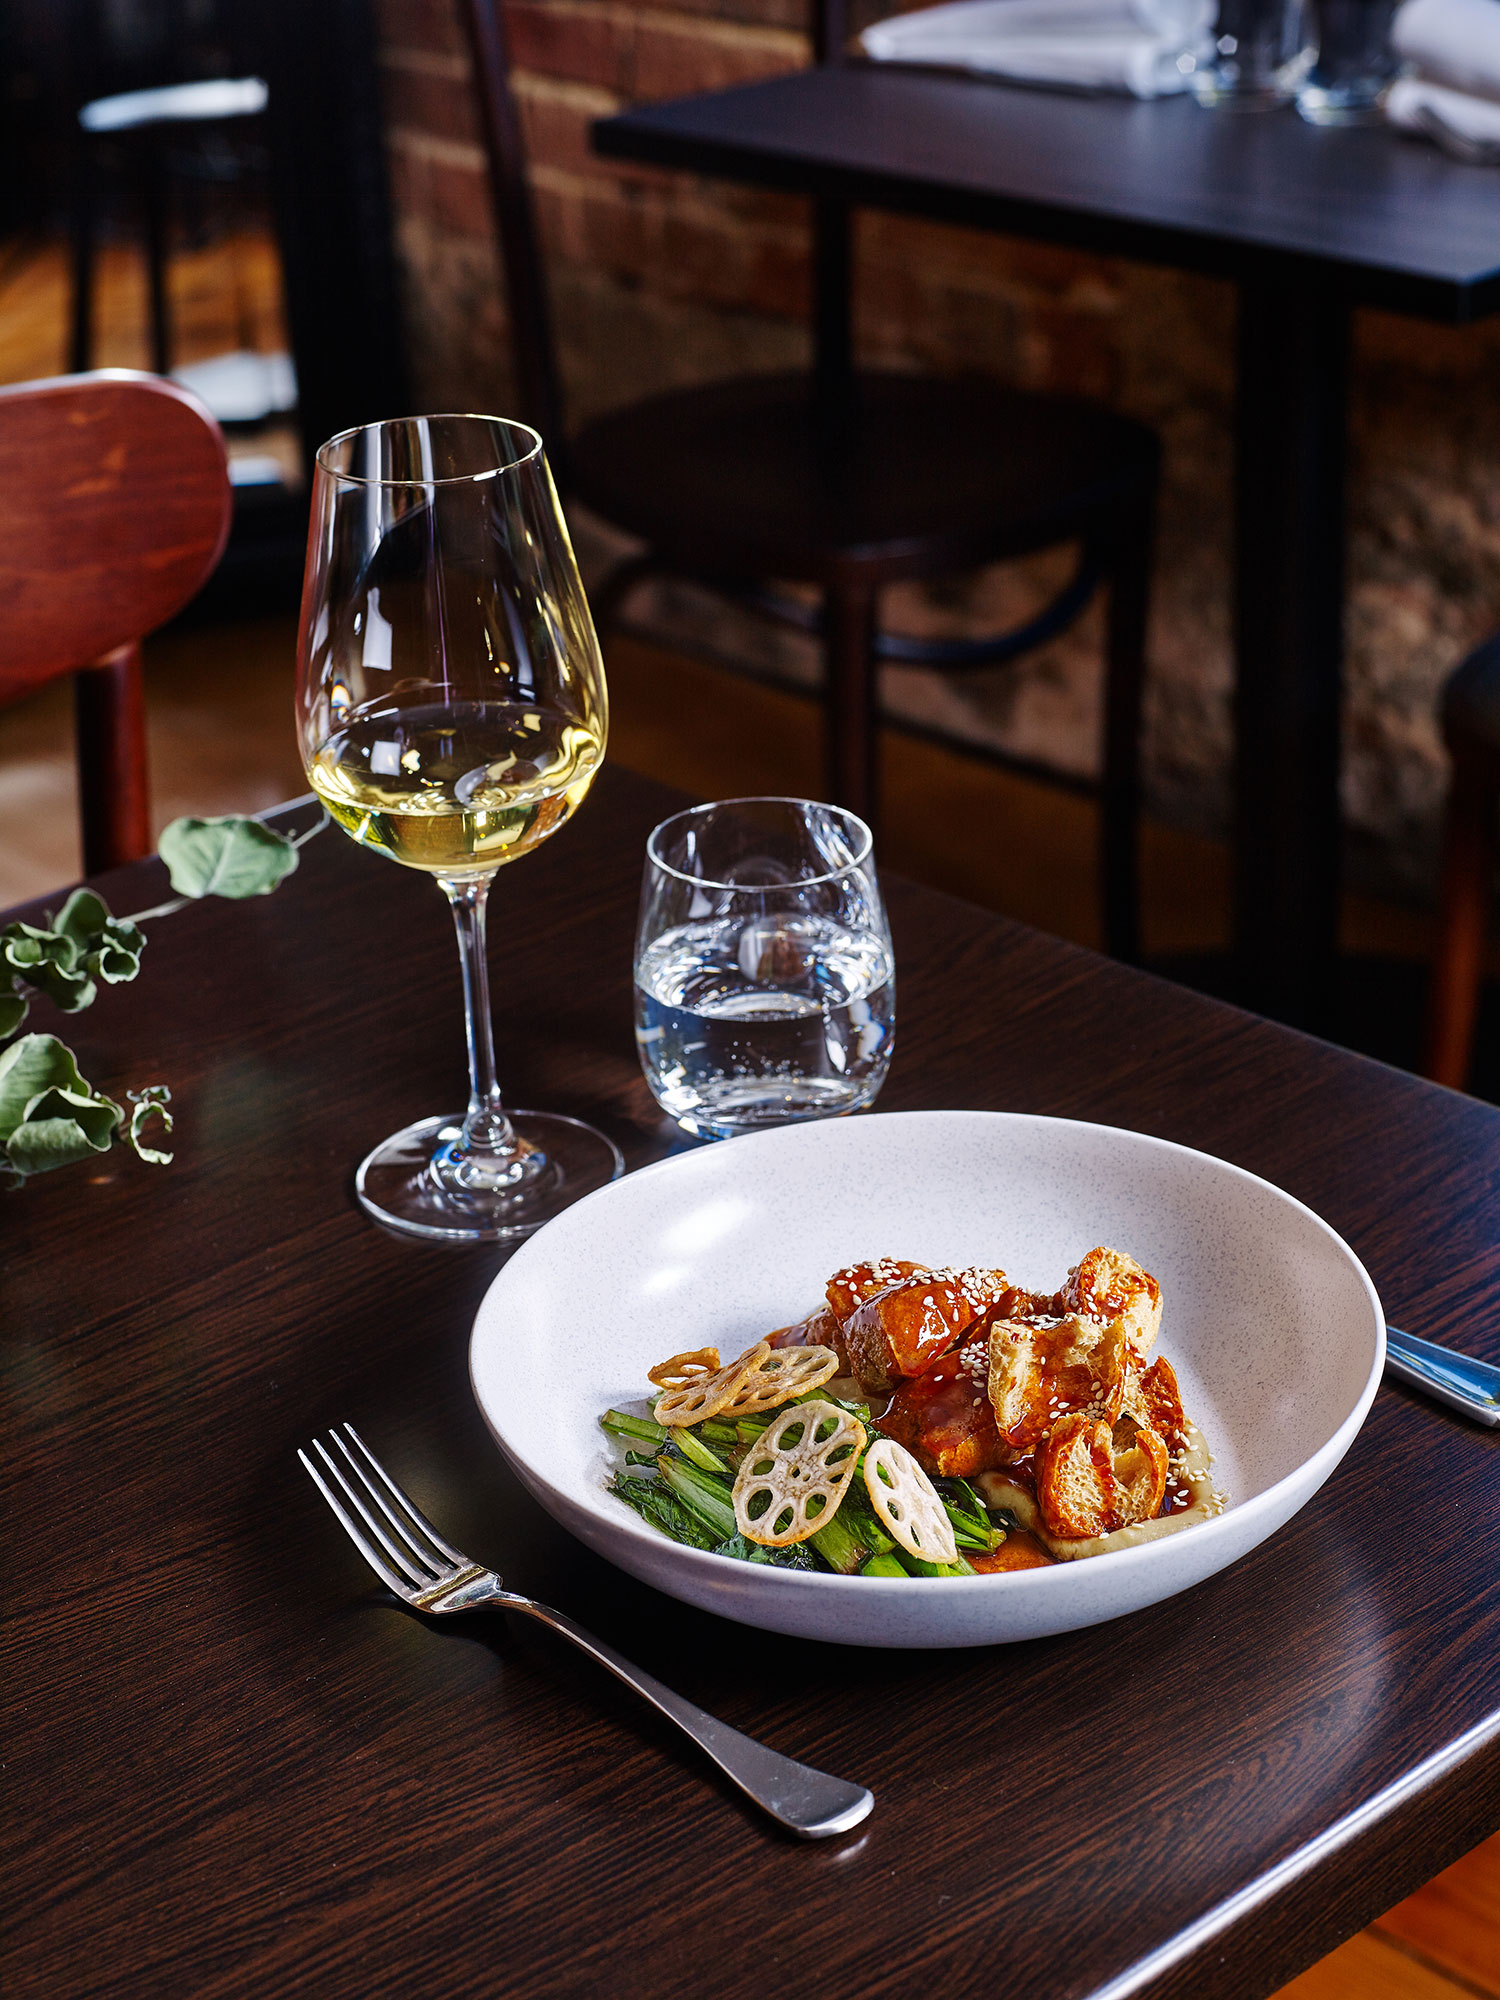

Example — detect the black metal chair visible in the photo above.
[460,0,1160,959]
[70,76,270,382]
[1422,631,1500,1090]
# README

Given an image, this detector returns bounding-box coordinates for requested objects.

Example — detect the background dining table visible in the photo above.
[4,765,1498,1998]
[593,70,1500,1035]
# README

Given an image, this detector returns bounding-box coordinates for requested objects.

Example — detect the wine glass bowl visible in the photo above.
[295,414,621,1242]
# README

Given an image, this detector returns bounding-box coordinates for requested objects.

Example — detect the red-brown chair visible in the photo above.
[0,370,232,876]
[1422,632,1500,1090]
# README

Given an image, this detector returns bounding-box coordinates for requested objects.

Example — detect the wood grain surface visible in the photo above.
[2,766,1496,1999]
[595,69,1500,319]
[0,371,231,695]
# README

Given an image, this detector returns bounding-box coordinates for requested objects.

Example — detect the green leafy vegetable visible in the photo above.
[600,1409,670,1450]
[667,1427,729,1474]
[609,1472,721,1552]
[158,815,299,900]
[710,1532,816,1570]
[858,1551,908,1578]
[656,1456,738,1542]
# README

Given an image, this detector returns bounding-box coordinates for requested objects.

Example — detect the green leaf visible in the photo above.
[0,1034,125,1183]
[54,888,145,985]
[127,1084,174,1166]
[158,816,299,899]
[0,1034,103,1140]
[1,920,94,1013]
[53,888,111,947]
[0,978,28,1038]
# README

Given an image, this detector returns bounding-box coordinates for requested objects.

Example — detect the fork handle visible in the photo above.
[509,1596,873,1839]
[1386,1325,1500,1429]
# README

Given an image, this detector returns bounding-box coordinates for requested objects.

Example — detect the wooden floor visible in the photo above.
[0,230,1494,1999]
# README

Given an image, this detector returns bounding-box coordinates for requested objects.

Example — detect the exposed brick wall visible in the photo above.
[374,0,1500,900]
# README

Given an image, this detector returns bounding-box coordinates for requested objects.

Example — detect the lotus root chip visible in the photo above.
[647,1347,721,1390]
[732,1399,866,1546]
[656,1342,769,1426]
[863,1438,958,1565]
[719,1343,840,1416]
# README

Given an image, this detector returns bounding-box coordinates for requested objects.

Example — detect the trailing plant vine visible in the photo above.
[0,811,322,1187]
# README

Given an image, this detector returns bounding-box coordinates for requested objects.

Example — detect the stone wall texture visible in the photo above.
[373,0,1500,901]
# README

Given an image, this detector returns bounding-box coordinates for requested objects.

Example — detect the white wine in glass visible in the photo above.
[295,413,620,1242]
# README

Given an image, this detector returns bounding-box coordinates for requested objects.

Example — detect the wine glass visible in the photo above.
[295,413,621,1243]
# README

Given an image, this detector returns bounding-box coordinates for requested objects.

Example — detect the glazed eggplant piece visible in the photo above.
[878,1337,1009,1479]
[840,1266,1009,1396]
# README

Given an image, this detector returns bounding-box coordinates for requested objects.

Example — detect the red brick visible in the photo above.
[380,55,482,145]
[632,16,806,99]
[387,135,497,239]
[512,1,633,89]
[374,0,468,59]
[629,0,808,26]
[516,80,619,175]
[535,175,652,272]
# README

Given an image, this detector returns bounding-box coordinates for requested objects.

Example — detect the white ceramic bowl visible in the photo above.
[470,1111,1384,1648]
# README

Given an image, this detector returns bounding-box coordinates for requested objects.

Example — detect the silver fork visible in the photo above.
[300,1424,874,1840]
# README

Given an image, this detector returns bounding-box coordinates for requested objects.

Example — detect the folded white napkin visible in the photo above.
[860,0,1215,99]
[1386,70,1500,140]
[1391,0,1500,102]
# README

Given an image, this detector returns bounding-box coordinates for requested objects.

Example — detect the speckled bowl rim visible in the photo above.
[470,1111,1386,1633]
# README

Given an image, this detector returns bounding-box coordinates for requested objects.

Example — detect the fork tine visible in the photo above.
[340,1423,469,1568]
[312,1437,440,1589]
[299,1447,417,1597]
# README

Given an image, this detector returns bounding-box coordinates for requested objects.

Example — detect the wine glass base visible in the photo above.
[355,1111,624,1244]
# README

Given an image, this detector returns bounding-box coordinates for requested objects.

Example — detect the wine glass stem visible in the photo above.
[443,876,520,1163]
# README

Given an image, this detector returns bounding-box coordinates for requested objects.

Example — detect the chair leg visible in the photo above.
[75,644,153,875]
[1100,497,1155,964]
[1421,757,1497,1091]
[823,577,880,837]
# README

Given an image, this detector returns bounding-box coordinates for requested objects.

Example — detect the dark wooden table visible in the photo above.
[5,768,1497,1999]
[594,72,1500,1031]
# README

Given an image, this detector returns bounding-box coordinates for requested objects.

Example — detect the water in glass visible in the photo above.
[634,799,895,1141]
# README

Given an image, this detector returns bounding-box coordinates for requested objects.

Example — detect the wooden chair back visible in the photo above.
[0,370,232,874]
[457,0,846,468]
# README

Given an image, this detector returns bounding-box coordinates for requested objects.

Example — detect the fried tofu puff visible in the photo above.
[1127,1352,1189,1450]
[1036,1411,1168,1539]
[839,1265,1009,1396]
[1058,1247,1162,1361]
[986,1312,1134,1451]
[878,1334,1009,1479]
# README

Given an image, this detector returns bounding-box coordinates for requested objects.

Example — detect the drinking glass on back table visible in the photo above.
[634,798,895,1141]
[1296,0,1398,122]
[295,413,621,1243]
[1190,0,1314,105]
